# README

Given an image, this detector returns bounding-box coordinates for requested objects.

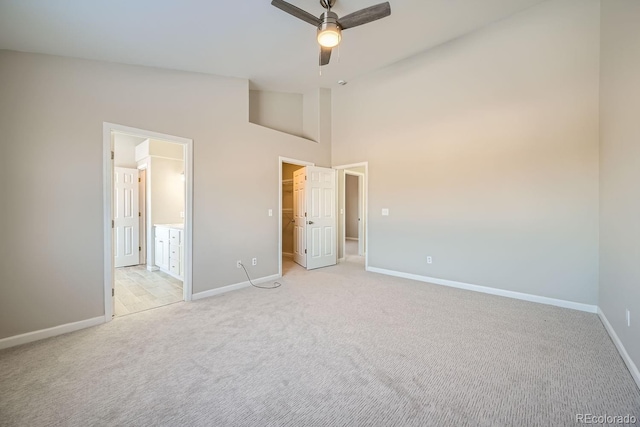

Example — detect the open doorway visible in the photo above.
[335,162,368,269]
[104,123,193,321]
[279,157,313,277]
[345,171,364,257]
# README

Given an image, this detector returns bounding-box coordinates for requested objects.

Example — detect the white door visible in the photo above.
[293,168,306,267]
[114,167,140,268]
[357,175,365,256]
[306,166,337,270]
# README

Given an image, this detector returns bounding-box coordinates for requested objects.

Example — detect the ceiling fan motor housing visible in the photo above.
[319,11,340,29]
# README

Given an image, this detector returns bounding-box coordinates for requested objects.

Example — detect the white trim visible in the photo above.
[366,266,598,313]
[192,274,281,301]
[333,162,368,170]
[345,237,359,241]
[333,162,369,269]
[0,317,104,350]
[278,157,315,278]
[598,308,640,389]
[103,122,194,322]
[282,252,294,258]
[103,125,114,321]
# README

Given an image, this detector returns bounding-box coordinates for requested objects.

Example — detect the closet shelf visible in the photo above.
[282,208,293,213]
[282,179,293,185]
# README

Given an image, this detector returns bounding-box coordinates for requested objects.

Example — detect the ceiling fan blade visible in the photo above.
[338,2,391,30]
[271,0,322,26]
[320,46,332,66]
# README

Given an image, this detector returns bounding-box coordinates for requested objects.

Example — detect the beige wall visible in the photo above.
[249,90,304,138]
[332,0,600,304]
[113,141,136,168]
[148,138,184,160]
[599,0,640,371]
[150,156,184,226]
[0,50,330,339]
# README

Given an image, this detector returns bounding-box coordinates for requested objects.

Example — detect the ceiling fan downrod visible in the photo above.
[320,0,337,10]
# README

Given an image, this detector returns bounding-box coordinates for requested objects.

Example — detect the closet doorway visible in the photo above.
[279,157,314,277]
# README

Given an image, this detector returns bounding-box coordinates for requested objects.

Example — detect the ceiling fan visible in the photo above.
[271,0,392,66]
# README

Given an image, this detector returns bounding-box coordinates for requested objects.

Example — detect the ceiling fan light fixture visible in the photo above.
[317,12,342,48]
[317,26,341,47]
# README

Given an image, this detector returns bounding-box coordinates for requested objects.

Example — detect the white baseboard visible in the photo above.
[192,274,281,301]
[282,252,294,258]
[146,265,159,272]
[345,237,358,241]
[598,308,640,390]
[366,266,598,313]
[0,316,105,350]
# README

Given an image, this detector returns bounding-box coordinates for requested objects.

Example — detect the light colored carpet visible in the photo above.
[1,259,638,426]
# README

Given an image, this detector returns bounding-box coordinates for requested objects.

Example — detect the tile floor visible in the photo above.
[114,265,183,316]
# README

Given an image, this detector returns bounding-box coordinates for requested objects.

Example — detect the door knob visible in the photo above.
[308,221,314,224]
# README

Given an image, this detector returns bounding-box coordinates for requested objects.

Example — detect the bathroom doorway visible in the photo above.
[104,123,193,320]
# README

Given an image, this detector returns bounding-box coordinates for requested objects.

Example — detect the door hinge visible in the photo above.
[112,288,115,297]
[305,175,307,180]
[139,212,141,217]
[138,177,141,182]
[111,220,114,228]
[305,212,307,217]
[111,151,114,160]
[304,249,307,254]
[139,246,141,251]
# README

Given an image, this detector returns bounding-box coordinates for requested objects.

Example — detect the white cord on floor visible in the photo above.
[239,263,282,289]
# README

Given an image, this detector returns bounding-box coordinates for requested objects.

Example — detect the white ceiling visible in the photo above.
[0,0,546,93]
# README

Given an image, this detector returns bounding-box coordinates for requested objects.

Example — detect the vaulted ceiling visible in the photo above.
[0,0,546,93]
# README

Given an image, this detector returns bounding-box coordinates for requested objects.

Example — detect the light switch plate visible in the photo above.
[382,208,389,216]
[268,209,273,217]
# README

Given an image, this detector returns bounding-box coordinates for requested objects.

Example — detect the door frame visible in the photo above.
[138,167,147,266]
[344,170,365,256]
[103,122,194,322]
[278,156,314,277]
[333,162,369,269]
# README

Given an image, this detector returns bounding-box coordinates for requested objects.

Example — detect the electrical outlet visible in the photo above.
[236,260,242,269]
[252,258,257,266]
[427,256,433,264]
[180,211,185,218]
[627,309,631,327]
